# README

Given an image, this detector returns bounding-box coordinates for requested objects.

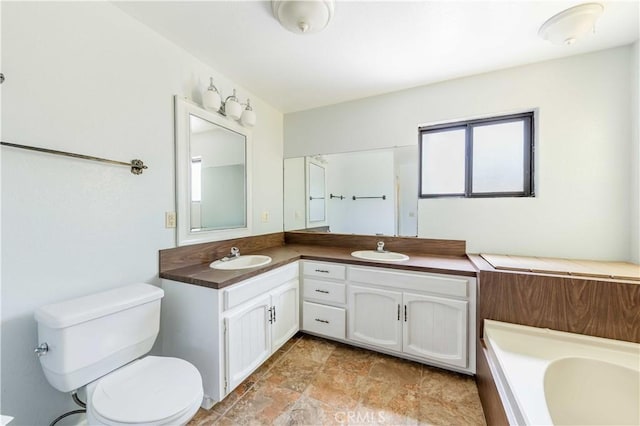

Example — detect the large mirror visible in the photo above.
[284,146,418,236]
[175,96,252,245]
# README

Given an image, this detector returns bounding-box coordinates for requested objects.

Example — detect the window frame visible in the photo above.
[418,112,535,199]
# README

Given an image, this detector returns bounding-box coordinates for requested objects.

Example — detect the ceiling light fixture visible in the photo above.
[203,78,256,127]
[538,3,604,46]
[272,0,335,34]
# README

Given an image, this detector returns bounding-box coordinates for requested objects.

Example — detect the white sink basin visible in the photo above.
[210,255,272,270]
[351,250,409,262]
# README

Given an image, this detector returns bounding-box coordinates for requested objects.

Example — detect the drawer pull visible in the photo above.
[314,289,330,294]
[315,269,329,273]
[314,318,330,324]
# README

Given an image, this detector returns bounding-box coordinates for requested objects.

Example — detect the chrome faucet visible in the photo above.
[376,241,386,252]
[220,247,240,262]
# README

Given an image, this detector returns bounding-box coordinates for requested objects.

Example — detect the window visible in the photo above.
[419,112,534,198]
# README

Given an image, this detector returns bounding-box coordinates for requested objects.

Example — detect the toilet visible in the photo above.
[34,283,203,426]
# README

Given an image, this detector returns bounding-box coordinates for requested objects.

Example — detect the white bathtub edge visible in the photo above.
[483,320,640,426]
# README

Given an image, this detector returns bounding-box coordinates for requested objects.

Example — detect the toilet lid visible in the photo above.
[91,356,203,424]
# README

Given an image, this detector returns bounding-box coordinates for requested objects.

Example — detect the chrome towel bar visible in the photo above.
[1,141,148,175]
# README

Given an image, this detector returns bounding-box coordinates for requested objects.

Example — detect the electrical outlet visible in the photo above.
[165,212,176,228]
[261,211,270,223]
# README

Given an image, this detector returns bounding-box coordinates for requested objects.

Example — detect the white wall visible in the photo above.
[285,46,635,261]
[631,41,640,264]
[1,2,283,424]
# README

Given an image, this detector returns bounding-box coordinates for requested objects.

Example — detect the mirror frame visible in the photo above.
[174,96,252,246]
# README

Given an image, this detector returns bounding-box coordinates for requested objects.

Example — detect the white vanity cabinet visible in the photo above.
[225,278,298,390]
[402,292,468,367]
[301,261,476,374]
[301,261,347,340]
[348,266,471,369]
[161,262,299,409]
[348,285,403,351]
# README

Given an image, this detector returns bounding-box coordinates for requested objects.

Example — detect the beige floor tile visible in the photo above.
[188,407,222,426]
[188,334,486,426]
[304,370,366,411]
[420,367,480,406]
[322,344,376,377]
[417,396,486,426]
[262,351,325,393]
[287,334,337,364]
[206,374,259,416]
[217,381,302,425]
[368,354,423,390]
[359,378,420,419]
[273,395,345,426]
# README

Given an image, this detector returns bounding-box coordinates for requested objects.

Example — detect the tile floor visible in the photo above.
[189,333,486,425]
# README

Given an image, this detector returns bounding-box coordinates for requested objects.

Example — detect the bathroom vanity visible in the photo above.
[301,261,475,371]
[158,232,477,409]
[161,263,299,409]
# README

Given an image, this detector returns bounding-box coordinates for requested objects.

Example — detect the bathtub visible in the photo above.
[483,320,640,425]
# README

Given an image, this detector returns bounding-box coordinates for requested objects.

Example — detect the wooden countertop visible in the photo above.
[160,244,477,289]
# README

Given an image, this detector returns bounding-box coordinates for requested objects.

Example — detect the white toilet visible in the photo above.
[34,283,203,426]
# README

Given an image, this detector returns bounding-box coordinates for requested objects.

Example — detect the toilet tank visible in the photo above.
[34,283,164,393]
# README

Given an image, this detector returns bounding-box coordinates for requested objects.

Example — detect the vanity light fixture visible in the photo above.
[538,3,604,45]
[272,0,335,34]
[202,78,256,127]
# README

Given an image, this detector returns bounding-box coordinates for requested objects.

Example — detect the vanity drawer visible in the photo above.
[223,262,299,310]
[349,266,468,298]
[303,261,346,280]
[303,279,346,304]
[302,301,345,340]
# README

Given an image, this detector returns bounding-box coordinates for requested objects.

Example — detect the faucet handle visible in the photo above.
[376,241,385,252]
[230,247,240,256]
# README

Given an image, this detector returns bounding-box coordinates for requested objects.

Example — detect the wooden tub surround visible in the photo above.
[469,254,640,426]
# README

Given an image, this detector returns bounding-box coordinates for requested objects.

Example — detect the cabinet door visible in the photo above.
[225,293,272,392]
[403,292,468,368]
[347,285,402,352]
[271,279,300,351]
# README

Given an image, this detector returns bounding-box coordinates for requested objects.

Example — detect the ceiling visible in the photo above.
[114,1,639,113]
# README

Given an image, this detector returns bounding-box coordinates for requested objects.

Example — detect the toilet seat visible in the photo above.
[87,356,203,425]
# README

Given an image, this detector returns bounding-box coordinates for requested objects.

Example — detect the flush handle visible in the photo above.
[34,342,49,357]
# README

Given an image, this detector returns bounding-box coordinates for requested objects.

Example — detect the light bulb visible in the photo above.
[241,100,256,127]
[203,77,221,111]
[225,89,242,120]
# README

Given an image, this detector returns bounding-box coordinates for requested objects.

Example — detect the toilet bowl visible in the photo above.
[34,283,203,426]
[85,356,202,426]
